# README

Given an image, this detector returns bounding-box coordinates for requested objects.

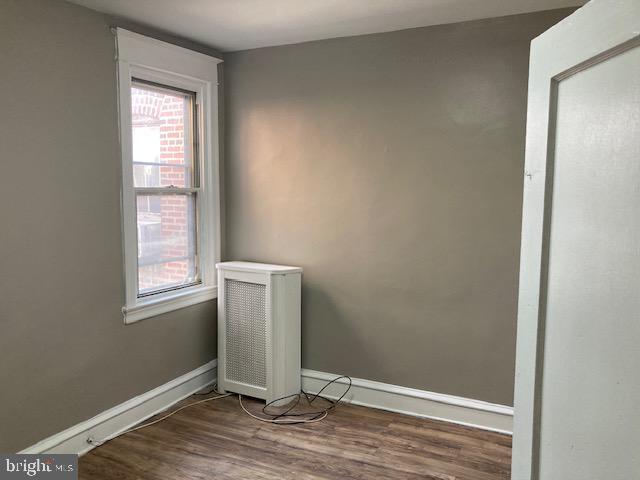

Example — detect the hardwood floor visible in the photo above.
[79,394,511,480]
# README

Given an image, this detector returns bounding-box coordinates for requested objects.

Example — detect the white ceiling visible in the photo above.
[67,0,585,52]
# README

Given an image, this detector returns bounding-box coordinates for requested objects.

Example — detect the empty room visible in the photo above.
[1,0,638,479]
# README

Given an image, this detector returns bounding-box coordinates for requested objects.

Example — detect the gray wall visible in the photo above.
[224,9,573,406]
[0,0,217,452]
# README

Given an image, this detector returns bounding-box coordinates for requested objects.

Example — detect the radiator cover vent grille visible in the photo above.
[224,279,267,388]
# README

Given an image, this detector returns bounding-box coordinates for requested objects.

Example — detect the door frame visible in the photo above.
[512,1,640,478]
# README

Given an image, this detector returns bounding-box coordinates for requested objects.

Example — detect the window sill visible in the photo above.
[123,285,217,324]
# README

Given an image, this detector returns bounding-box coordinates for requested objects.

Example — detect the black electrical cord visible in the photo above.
[87,377,353,448]
[193,385,219,396]
[240,375,352,425]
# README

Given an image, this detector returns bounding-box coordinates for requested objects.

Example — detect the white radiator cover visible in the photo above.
[217,261,302,405]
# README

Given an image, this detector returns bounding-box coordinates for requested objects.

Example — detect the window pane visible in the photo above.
[138,260,198,295]
[131,81,195,188]
[136,194,198,294]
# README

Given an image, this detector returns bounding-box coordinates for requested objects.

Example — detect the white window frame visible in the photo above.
[116,29,222,324]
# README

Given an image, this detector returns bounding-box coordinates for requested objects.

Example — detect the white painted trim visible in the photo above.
[19,361,511,456]
[20,360,217,456]
[302,369,513,434]
[116,28,222,69]
[123,285,217,324]
[115,28,221,324]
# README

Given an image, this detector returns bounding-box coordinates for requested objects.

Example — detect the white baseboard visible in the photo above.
[19,360,510,455]
[20,359,217,455]
[301,369,513,434]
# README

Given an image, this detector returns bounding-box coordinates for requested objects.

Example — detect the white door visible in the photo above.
[512,1,640,479]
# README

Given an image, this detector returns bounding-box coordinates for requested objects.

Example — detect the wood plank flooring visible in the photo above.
[79,393,511,480]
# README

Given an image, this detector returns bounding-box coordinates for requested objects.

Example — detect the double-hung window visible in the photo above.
[116,29,221,323]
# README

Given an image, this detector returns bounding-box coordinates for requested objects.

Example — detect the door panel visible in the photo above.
[539,45,640,479]
[512,1,640,478]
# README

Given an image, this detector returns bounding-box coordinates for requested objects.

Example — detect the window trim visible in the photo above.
[116,29,222,324]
